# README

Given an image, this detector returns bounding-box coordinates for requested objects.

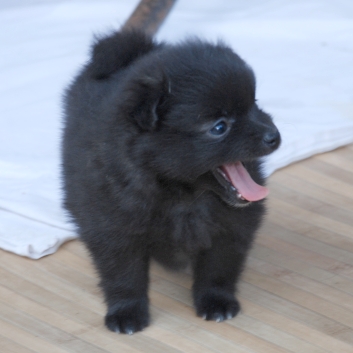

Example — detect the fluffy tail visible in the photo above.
[86,30,159,80]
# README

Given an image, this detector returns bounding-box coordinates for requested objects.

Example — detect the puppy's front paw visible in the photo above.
[105,299,149,334]
[195,290,240,322]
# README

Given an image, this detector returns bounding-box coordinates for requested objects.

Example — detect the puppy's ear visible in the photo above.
[124,66,169,131]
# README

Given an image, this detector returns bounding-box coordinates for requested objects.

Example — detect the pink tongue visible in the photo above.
[221,162,269,202]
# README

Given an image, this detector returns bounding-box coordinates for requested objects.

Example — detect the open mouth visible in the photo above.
[213,161,269,205]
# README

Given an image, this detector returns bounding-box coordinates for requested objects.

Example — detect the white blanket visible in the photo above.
[1,0,353,259]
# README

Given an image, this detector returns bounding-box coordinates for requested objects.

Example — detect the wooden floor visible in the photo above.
[1,144,353,353]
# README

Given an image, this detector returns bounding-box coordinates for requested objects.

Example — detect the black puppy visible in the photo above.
[62,30,280,334]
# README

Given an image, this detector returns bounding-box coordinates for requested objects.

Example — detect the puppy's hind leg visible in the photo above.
[84,234,150,334]
[192,236,247,322]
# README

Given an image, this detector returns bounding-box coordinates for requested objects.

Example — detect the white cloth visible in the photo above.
[1,0,352,259]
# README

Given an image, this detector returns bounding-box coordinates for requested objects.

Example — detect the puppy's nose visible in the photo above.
[263,129,281,150]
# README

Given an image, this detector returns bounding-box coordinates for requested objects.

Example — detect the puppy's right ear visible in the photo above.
[123,66,170,131]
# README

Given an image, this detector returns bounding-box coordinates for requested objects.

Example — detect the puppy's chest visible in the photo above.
[151,190,228,250]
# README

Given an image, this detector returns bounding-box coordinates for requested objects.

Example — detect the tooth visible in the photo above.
[217,168,225,177]
[217,168,231,183]
[237,192,245,200]
[231,186,236,191]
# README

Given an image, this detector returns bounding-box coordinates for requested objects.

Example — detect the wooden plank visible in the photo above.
[278,163,353,199]
[250,243,353,296]
[239,282,353,345]
[0,335,37,353]
[242,269,353,332]
[0,318,69,353]
[267,197,353,240]
[0,249,101,305]
[301,158,353,186]
[241,299,353,353]
[247,257,353,312]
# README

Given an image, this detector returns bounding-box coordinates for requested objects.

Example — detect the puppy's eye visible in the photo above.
[209,119,229,137]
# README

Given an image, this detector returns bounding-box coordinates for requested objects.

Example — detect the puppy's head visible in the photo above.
[121,40,281,207]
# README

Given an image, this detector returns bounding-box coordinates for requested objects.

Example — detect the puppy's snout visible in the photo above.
[263,129,281,150]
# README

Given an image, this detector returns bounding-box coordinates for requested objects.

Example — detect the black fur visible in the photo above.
[62,30,280,334]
